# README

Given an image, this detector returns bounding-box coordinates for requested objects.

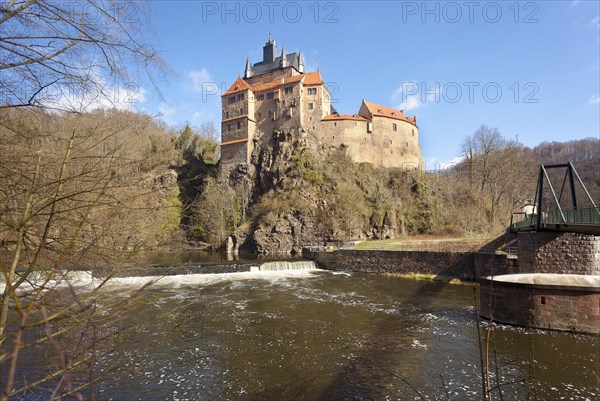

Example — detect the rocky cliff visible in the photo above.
[219,130,438,254]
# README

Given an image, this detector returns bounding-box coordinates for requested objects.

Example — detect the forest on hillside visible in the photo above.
[2,108,598,257]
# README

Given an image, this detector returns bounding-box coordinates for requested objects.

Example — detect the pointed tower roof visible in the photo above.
[279,45,287,68]
[298,50,305,72]
[244,57,253,78]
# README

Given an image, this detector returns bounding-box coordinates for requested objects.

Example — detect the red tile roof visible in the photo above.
[223,72,325,96]
[322,114,369,122]
[223,77,252,96]
[303,71,324,86]
[363,100,417,125]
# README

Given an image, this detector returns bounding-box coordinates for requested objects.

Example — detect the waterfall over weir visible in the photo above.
[253,260,319,272]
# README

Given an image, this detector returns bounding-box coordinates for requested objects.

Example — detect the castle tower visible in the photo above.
[263,36,276,63]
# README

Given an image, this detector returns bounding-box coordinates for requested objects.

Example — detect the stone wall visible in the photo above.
[480,280,600,334]
[518,232,599,275]
[303,249,476,280]
[474,253,519,277]
[318,116,421,170]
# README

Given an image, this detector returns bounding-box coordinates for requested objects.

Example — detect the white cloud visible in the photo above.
[391,81,441,112]
[570,0,581,7]
[591,15,600,29]
[188,68,214,94]
[40,68,147,112]
[586,94,600,105]
[423,156,465,171]
[158,103,177,125]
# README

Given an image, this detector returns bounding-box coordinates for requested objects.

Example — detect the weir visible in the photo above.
[255,260,318,271]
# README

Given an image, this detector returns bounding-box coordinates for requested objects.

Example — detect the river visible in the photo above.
[10,265,600,400]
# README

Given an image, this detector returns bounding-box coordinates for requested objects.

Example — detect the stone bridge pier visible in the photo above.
[517,232,599,275]
[480,231,599,333]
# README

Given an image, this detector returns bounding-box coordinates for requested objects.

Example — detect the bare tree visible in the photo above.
[459,125,535,230]
[0,1,170,398]
[0,0,167,111]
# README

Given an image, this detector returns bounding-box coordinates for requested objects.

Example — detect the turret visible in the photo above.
[263,36,276,63]
[244,57,253,78]
[279,46,287,68]
[298,50,305,73]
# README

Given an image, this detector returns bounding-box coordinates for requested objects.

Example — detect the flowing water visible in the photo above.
[9,264,600,400]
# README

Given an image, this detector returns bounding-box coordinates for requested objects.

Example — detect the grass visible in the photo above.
[354,236,490,252]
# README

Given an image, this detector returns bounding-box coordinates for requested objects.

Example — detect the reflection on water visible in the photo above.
[12,270,600,400]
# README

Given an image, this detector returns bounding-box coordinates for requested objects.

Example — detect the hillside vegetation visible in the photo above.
[2,108,596,257]
[192,125,599,253]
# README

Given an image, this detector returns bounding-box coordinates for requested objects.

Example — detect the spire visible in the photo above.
[298,50,304,73]
[279,45,287,68]
[244,57,253,78]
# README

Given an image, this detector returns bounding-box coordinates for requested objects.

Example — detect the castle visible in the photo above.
[220,37,423,171]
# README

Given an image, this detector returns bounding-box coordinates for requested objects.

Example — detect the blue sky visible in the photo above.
[137,0,599,168]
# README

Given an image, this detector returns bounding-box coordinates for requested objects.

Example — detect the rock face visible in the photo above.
[224,130,401,254]
[221,133,317,253]
[252,211,322,254]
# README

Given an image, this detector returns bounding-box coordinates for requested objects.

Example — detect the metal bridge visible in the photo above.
[510,162,600,235]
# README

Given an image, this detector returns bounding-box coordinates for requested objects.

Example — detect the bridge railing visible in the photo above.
[510,205,600,232]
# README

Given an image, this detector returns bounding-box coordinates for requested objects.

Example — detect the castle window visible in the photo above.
[240,108,244,115]
[228,96,235,104]
[284,86,293,95]
[393,123,397,132]
[257,94,265,101]
[237,93,244,101]
[237,121,241,129]
[258,112,262,120]
[266,92,275,99]
[308,87,317,95]
[334,122,337,126]
[412,129,415,137]
[367,122,373,133]
[268,110,272,118]
[308,102,314,110]
[226,111,229,119]
[228,124,231,132]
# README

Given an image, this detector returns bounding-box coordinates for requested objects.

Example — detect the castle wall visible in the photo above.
[220,141,248,166]
[301,84,330,130]
[371,116,420,169]
[319,117,421,170]
[254,82,303,142]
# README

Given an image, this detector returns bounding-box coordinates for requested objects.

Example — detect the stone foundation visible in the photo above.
[518,232,599,274]
[480,274,600,334]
